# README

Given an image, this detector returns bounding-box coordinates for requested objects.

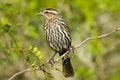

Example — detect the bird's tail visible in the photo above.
[62,57,74,77]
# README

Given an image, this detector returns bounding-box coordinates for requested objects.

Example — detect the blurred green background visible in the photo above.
[0,0,120,80]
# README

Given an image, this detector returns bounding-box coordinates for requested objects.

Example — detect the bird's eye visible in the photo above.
[45,11,48,14]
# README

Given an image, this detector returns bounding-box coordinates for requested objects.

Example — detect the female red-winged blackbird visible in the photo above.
[38,8,74,77]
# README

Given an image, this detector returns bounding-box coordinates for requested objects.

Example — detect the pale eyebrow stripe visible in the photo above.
[47,10,58,14]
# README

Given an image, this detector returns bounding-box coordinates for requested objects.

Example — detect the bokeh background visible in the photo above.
[0,0,120,80]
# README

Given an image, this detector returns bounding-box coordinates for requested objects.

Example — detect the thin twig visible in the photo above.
[55,28,120,62]
[8,28,120,80]
[8,67,39,80]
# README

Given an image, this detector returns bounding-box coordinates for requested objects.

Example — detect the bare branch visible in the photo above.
[8,67,39,80]
[8,28,120,80]
[55,28,120,62]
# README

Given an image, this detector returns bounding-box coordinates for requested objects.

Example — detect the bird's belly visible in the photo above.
[46,32,69,53]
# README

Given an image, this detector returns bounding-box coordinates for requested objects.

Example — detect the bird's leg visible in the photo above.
[47,52,57,67]
[69,46,75,54]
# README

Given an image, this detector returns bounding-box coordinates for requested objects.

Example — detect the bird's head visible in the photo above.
[38,8,59,20]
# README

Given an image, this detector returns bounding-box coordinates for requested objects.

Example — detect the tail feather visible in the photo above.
[62,58,74,77]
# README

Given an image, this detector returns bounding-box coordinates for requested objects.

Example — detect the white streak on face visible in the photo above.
[47,10,58,14]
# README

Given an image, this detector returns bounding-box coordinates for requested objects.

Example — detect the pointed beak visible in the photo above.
[37,12,44,15]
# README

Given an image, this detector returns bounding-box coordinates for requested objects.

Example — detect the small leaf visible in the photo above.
[31,61,36,67]
[36,51,43,60]
[33,47,38,53]
[4,49,10,55]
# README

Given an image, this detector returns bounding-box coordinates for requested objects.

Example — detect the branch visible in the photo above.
[55,28,120,62]
[8,28,120,80]
[8,67,39,80]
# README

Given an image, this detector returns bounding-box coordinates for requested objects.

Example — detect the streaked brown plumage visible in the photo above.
[38,8,74,77]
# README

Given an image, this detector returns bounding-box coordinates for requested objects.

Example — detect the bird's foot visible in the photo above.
[47,57,55,67]
[70,46,74,54]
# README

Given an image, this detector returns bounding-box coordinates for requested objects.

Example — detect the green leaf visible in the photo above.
[32,47,38,53]
[36,51,43,60]
[31,61,36,67]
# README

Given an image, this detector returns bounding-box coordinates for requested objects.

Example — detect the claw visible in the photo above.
[70,46,74,54]
[47,58,55,67]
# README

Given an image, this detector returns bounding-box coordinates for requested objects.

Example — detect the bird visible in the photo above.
[38,8,74,77]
